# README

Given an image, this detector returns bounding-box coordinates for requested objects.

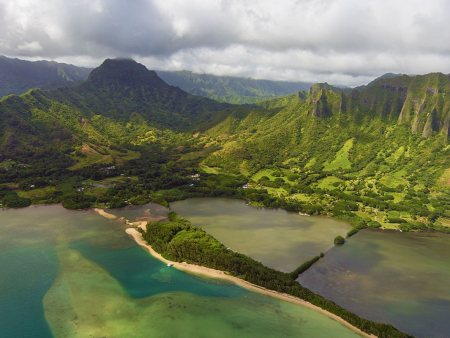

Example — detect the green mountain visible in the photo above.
[45,58,232,130]
[2,59,450,233]
[353,73,403,92]
[199,73,450,226]
[157,70,314,104]
[205,72,450,168]
[308,82,352,95]
[366,72,403,87]
[0,55,92,98]
[0,58,231,167]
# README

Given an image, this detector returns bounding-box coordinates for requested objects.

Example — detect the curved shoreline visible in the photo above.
[125,227,375,338]
[93,208,117,219]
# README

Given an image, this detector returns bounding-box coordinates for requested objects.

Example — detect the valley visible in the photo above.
[2,60,449,235]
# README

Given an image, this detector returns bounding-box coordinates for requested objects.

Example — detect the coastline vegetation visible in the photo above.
[138,211,412,338]
[334,236,345,245]
[289,255,320,279]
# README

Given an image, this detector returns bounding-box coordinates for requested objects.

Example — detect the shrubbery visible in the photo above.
[368,220,381,228]
[334,236,345,245]
[398,221,427,232]
[2,194,31,208]
[62,194,96,209]
[388,217,407,223]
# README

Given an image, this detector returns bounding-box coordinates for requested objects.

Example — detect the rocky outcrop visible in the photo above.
[308,89,335,118]
[422,109,439,138]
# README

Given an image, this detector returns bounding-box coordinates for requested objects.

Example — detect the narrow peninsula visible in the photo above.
[116,210,412,338]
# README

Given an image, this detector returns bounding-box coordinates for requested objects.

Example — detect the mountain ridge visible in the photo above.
[157,69,315,104]
[0,55,92,98]
[0,58,233,166]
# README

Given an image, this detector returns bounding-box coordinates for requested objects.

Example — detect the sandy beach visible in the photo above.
[133,221,148,230]
[125,228,375,338]
[94,208,117,219]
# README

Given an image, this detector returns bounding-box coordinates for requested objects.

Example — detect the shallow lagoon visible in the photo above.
[298,229,450,338]
[171,197,352,272]
[0,205,363,338]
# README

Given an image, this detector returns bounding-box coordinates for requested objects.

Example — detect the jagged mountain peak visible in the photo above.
[308,82,351,96]
[85,58,166,88]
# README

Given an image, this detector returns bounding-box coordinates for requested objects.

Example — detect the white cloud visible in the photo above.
[17,41,42,52]
[1,0,450,86]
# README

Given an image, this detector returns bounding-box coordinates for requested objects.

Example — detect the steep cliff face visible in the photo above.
[307,88,346,118]
[306,73,450,139]
[364,73,450,138]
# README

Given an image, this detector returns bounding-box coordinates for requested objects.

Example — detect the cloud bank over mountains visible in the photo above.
[1,0,449,86]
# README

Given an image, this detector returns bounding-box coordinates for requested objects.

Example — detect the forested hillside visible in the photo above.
[198,73,450,232]
[0,58,231,166]
[1,59,450,234]
[0,55,91,98]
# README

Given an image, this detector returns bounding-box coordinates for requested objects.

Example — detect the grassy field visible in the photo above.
[91,176,139,185]
[390,192,404,203]
[264,187,287,197]
[324,138,353,171]
[317,176,344,190]
[355,210,399,229]
[437,217,450,227]
[251,169,287,182]
[387,210,410,218]
[434,167,450,192]
[70,143,140,170]
[282,157,298,165]
[200,165,219,174]
[16,186,57,203]
[356,161,376,177]
[379,170,408,188]
[304,157,316,169]
[290,193,311,202]
[385,146,405,164]
[200,164,238,176]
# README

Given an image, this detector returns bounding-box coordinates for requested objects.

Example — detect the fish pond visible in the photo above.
[298,228,450,338]
[171,197,353,272]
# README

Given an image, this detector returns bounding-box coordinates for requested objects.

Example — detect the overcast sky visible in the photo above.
[1,0,450,86]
